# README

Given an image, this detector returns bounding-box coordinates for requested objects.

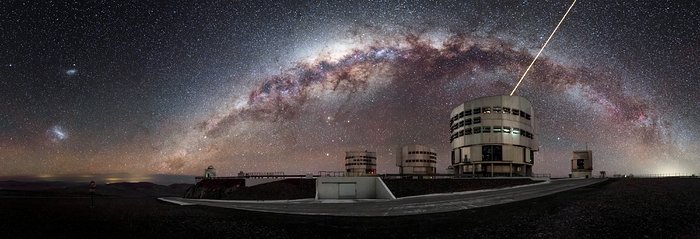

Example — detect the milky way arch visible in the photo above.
[200,33,662,143]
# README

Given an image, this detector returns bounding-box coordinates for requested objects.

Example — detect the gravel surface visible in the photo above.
[2,178,699,238]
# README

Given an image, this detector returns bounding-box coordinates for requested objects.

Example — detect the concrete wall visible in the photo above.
[316,177,395,200]
[245,178,286,187]
[375,177,396,199]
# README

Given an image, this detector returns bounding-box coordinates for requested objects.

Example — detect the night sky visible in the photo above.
[2,1,699,178]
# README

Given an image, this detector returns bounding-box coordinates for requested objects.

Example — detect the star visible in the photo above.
[0,1,697,177]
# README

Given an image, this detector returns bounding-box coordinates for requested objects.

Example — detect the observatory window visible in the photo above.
[503,127,511,133]
[526,132,533,139]
[525,113,531,120]
[458,121,464,127]
[520,111,526,118]
[577,159,585,169]
[483,107,491,114]
[512,128,520,135]
[473,127,481,134]
[473,117,481,124]
[493,106,502,113]
[482,126,491,133]
[512,109,520,115]
[503,107,511,114]
[465,128,472,135]
[459,111,465,118]
[465,109,472,116]
[482,145,503,161]
[493,126,502,133]
[473,108,481,114]
[465,118,472,125]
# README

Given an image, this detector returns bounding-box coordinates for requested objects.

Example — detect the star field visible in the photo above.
[1,1,699,177]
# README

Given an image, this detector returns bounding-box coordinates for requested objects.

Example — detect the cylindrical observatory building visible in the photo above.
[345,151,377,175]
[396,144,437,175]
[449,95,538,177]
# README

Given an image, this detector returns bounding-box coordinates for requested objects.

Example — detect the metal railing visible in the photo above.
[610,173,698,178]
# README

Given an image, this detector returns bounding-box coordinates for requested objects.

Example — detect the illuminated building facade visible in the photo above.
[449,95,538,177]
[396,144,437,175]
[571,150,593,178]
[345,151,377,175]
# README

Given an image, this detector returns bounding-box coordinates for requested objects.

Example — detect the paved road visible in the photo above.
[161,178,606,217]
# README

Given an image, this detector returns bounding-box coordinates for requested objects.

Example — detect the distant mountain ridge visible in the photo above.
[0,180,192,197]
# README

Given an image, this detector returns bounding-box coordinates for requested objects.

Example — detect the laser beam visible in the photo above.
[510,0,577,96]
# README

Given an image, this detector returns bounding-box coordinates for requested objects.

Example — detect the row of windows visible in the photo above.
[451,146,534,164]
[450,117,481,131]
[408,151,437,156]
[345,156,377,160]
[404,159,437,163]
[349,159,374,162]
[345,163,377,166]
[451,107,531,124]
[450,126,534,142]
[481,145,535,163]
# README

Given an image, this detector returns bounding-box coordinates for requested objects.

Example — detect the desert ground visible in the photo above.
[1,178,699,238]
